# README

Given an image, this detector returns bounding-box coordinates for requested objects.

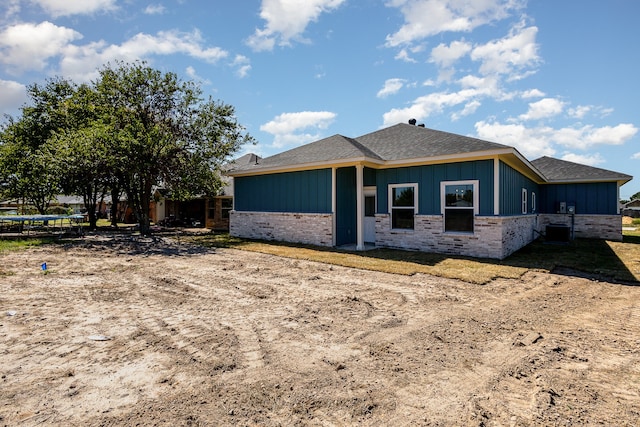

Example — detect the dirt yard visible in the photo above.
[1,234,640,426]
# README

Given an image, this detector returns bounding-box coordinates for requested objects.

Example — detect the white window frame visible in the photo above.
[388,183,418,230]
[441,180,479,233]
[521,188,528,214]
[531,192,536,213]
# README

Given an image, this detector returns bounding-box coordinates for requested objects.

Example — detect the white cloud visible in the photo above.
[475,120,639,159]
[144,4,166,15]
[377,78,406,98]
[567,105,591,119]
[555,123,638,149]
[2,0,21,20]
[429,40,472,68]
[58,29,228,81]
[394,48,417,63]
[521,88,545,99]
[383,87,492,126]
[246,0,346,52]
[231,55,251,78]
[519,97,565,121]
[632,152,640,160]
[0,21,82,74]
[475,120,556,159]
[385,0,524,47]
[184,66,211,85]
[470,22,540,77]
[451,100,481,121]
[260,111,337,148]
[0,79,27,117]
[560,152,605,166]
[31,0,117,17]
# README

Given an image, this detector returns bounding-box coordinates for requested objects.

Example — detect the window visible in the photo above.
[389,184,417,230]
[365,195,376,217]
[531,192,536,213]
[522,188,528,214]
[442,181,478,233]
[221,198,233,219]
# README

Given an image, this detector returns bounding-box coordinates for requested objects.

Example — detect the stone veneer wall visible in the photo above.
[230,211,334,247]
[375,214,538,259]
[538,214,622,241]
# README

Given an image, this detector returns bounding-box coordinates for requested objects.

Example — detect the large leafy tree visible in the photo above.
[51,84,120,229]
[95,61,253,234]
[0,78,76,213]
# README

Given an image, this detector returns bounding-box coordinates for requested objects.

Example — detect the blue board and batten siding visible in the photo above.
[374,160,495,215]
[500,161,539,215]
[336,167,357,246]
[539,182,619,215]
[234,169,332,213]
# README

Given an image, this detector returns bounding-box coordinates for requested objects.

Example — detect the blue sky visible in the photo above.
[1,0,638,198]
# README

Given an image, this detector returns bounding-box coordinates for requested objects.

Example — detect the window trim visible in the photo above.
[531,192,536,213]
[522,188,528,214]
[388,183,418,230]
[440,180,479,233]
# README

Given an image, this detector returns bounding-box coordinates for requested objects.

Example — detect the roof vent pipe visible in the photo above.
[408,118,417,125]
[418,123,425,127]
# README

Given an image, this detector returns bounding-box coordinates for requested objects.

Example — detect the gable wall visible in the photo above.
[499,161,540,215]
[234,169,332,213]
[374,160,494,215]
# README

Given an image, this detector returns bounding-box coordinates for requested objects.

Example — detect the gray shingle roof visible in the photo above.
[355,124,510,160]
[231,123,510,173]
[530,156,632,183]
[229,123,632,186]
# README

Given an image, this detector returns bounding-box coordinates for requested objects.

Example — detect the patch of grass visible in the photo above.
[0,238,55,253]
[189,232,640,285]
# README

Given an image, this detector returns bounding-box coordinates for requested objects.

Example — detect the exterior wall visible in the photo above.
[538,214,623,241]
[539,182,619,215]
[230,211,334,247]
[375,160,495,216]
[206,197,231,231]
[500,161,539,215]
[375,214,537,259]
[234,169,332,213]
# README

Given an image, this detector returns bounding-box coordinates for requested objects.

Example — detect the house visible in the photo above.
[622,199,640,218]
[153,153,260,230]
[227,123,632,259]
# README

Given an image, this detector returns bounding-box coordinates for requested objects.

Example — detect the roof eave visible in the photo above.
[543,176,633,186]
[227,156,385,177]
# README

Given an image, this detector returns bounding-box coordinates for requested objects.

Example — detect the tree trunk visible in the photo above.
[110,187,119,227]
[138,179,153,235]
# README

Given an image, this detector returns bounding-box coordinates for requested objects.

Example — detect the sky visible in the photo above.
[1,0,638,199]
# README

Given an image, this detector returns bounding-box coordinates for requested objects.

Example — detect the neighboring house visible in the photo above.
[153,153,260,230]
[622,199,640,218]
[227,122,632,260]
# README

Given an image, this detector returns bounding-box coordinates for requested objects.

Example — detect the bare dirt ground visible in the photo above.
[1,234,640,426]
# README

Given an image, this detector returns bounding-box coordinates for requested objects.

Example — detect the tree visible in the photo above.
[0,77,77,214]
[51,84,121,229]
[95,61,254,234]
[631,191,640,201]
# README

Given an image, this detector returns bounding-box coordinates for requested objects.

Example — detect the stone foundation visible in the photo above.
[231,211,622,259]
[375,214,538,259]
[538,214,622,241]
[230,211,334,246]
